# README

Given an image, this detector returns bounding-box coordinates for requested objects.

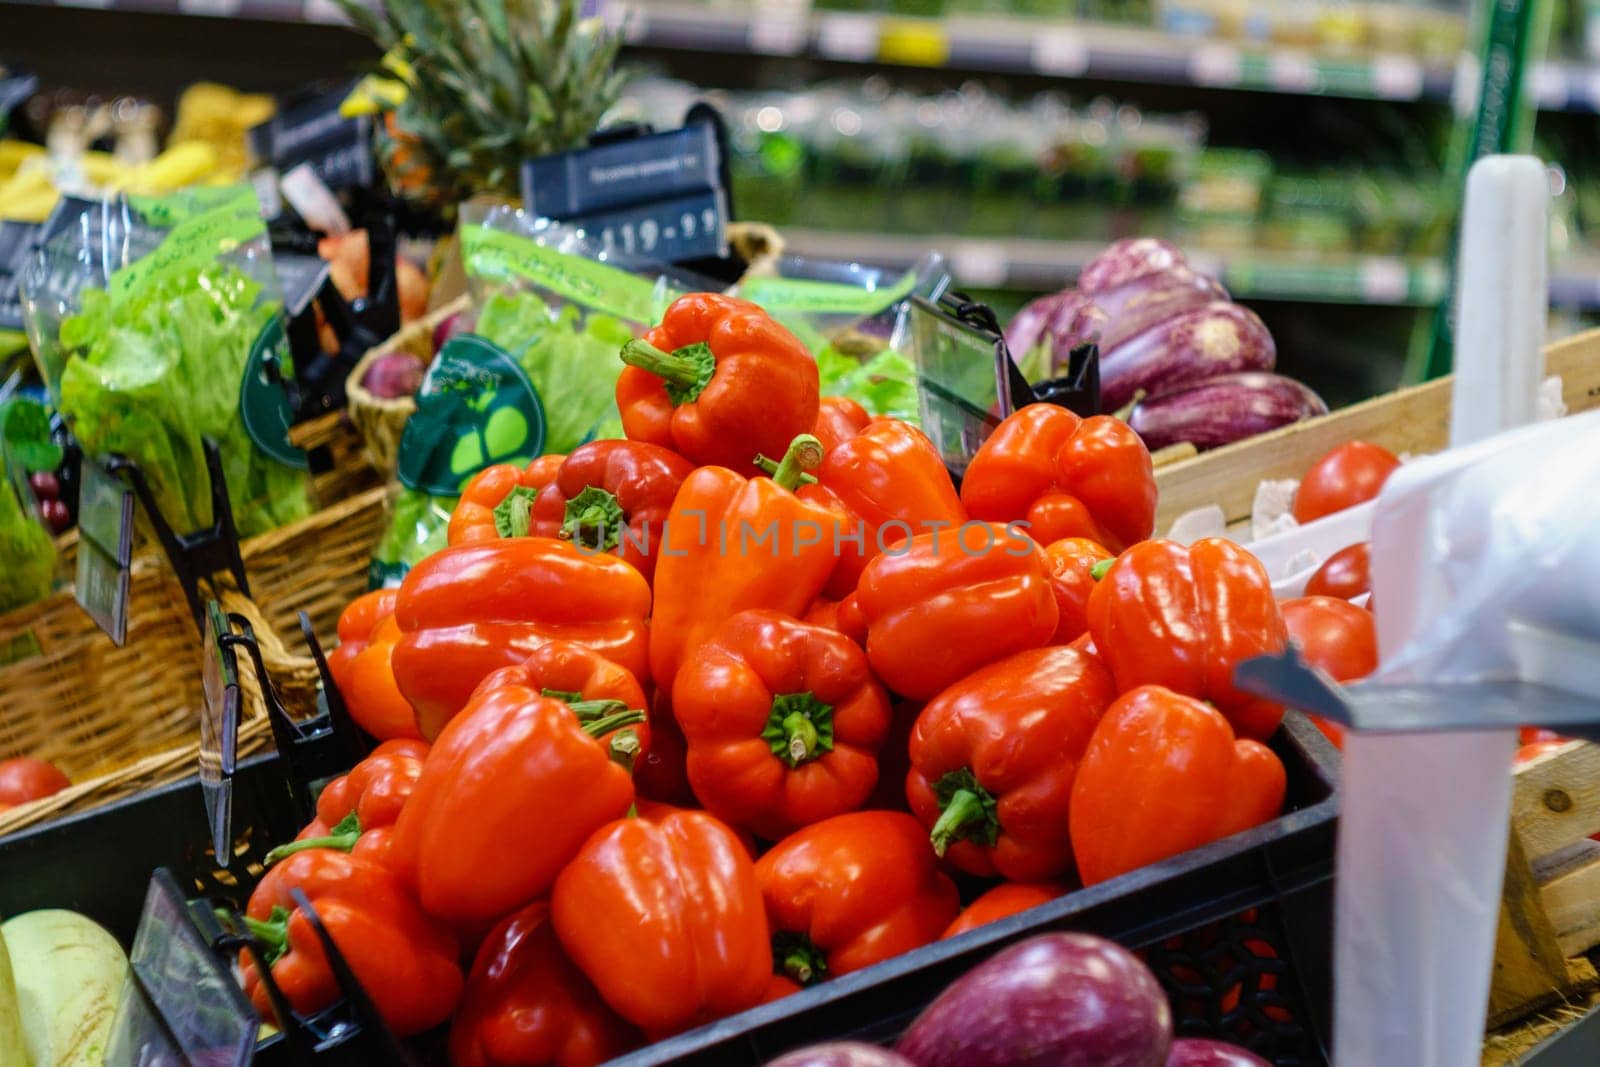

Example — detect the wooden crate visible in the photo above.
[1152,329,1600,532]
[1490,740,1600,1028]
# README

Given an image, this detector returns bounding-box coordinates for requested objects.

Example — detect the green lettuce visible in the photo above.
[475,290,626,454]
[0,454,54,613]
[56,264,312,538]
[817,343,921,425]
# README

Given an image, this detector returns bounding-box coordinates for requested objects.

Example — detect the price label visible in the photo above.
[581,189,727,265]
[250,85,374,195]
[75,459,134,646]
[1031,30,1090,77]
[523,122,723,218]
[816,13,880,61]
[279,163,352,235]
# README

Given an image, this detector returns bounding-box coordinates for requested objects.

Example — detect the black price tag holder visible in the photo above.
[249,81,377,204]
[520,104,736,270]
[105,868,259,1067]
[203,600,370,858]
[75,457,135,646]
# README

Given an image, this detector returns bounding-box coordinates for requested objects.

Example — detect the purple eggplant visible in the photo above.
[1093,266,1229,352]
[1127,372,1327,452]
[895,933,1172,1067]
[1099,301,1276,413]
[1004,290,1108,376]
[1166,1038,1272,1066]
[767,1043,917,1067]
[1078,237,1188,294]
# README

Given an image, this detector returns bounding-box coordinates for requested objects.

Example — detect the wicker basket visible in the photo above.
[241,483,391,643]
[0,563,313,838]
[344,222,788,479]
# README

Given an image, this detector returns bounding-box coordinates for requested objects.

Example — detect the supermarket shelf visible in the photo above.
[779,228,1452,306]
[9,0,1600,114]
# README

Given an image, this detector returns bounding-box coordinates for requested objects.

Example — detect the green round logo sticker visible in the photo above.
[241,315,310,470]
[397,334,548,497]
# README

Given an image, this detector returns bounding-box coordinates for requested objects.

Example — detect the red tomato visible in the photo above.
[0,758,70,806]
[1293,442,1401,523]
[1516,741,1569,765]
[1281,596,1378,752]
[1520,727,1566,746]
[1306,542,1372,601]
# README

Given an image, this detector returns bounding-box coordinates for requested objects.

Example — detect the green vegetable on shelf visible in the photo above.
[0,465,53,614]
[56,264,312,538]
[817,342,921,425]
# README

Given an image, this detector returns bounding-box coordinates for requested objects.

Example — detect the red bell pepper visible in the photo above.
[1043,536,1112,645]
[1087,537,1288,741]
[648,435,839,692]
[265,738,429,870]
[526,439,695,582]
[240,850,463,1036]
[448,455,566,545]
[552,809,771,1038]
[327,590,421,742]
[448,900,642,1067]
[392,537,653,739]
[855,521,1059,701]
[799,418,967,597]
[754,810,959,984]
[478,639,652,764]
[388,684,642,923]
[940,882,1065,940]
[633,689,695,807]
[960,405,1156,552]
[907,644,1116,881]
[803,593,868,648]
[1070,685,1286,886]
[674,609,892,840]
[616,293,820,474]
[813,396,871,453]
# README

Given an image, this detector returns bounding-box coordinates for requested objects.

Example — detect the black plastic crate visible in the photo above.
[0,714,1338,1067]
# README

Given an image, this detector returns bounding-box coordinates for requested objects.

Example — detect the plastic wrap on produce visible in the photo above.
[1366,407,1600,686]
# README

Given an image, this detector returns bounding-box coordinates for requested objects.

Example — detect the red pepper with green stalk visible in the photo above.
[264,738,429,871]
[906,643,1117,882]
[391,536,653,739]
[959,405,1156,552]
[754,810,959,985]
[673,609,892,840]
[527,439,694,581]
[798,418,967,597]
[387,681,644,924]
[1087,537,1288,741]
[448,900,643,1067]
[448,454,567,545]
[473,640,652,767]
[552,808,772,1038]
[855,521,1059,701]
[239,850,463,1036]
[616,292,820,475]
[648,434,840,693]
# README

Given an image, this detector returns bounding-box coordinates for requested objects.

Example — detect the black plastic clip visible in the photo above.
[106,437,248,634]
[939,289,1102,417]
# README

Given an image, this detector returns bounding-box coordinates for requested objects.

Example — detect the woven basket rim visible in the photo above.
[346,296,470,416]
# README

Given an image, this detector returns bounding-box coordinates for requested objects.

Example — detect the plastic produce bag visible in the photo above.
[736,252,948,424]
[20,186,311,538]
[368,204,709,587]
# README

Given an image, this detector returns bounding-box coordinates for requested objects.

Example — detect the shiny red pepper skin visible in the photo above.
[1087,537,1288,741]
[799,418,968,598]
[960,405,1156,552]
[529,440,695,582]
[1043,536,1112,645]
[448,900,642,1067]
[813,396,871,453]
[754,810,960,984]
[616,293,820,475]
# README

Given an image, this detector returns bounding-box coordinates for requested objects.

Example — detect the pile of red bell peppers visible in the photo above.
[243,291,1346,1062]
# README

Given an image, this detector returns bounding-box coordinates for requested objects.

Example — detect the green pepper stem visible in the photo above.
[565,698,631,722]
[929,785,997,857]
[263,830,360,865]
[763,692,835,768]
[1090,558,1115,581]
[773,932,828,987]
[609,728,641,773]
[581,708,647,739]
[620,339,699,385]
[242,905,292,964]
[561,486,625,551]
[493,485,539,539]
[756,434,825,492]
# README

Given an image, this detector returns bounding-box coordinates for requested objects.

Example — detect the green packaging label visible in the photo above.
[109,191,267,303]
[396,334,548,498]
[240,315,310,470]
[461,224,668,325]
[740,270,919,316]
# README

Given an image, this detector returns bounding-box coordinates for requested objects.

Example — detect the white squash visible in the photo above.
[0,919,30,1066]
[3,910,127,1066]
